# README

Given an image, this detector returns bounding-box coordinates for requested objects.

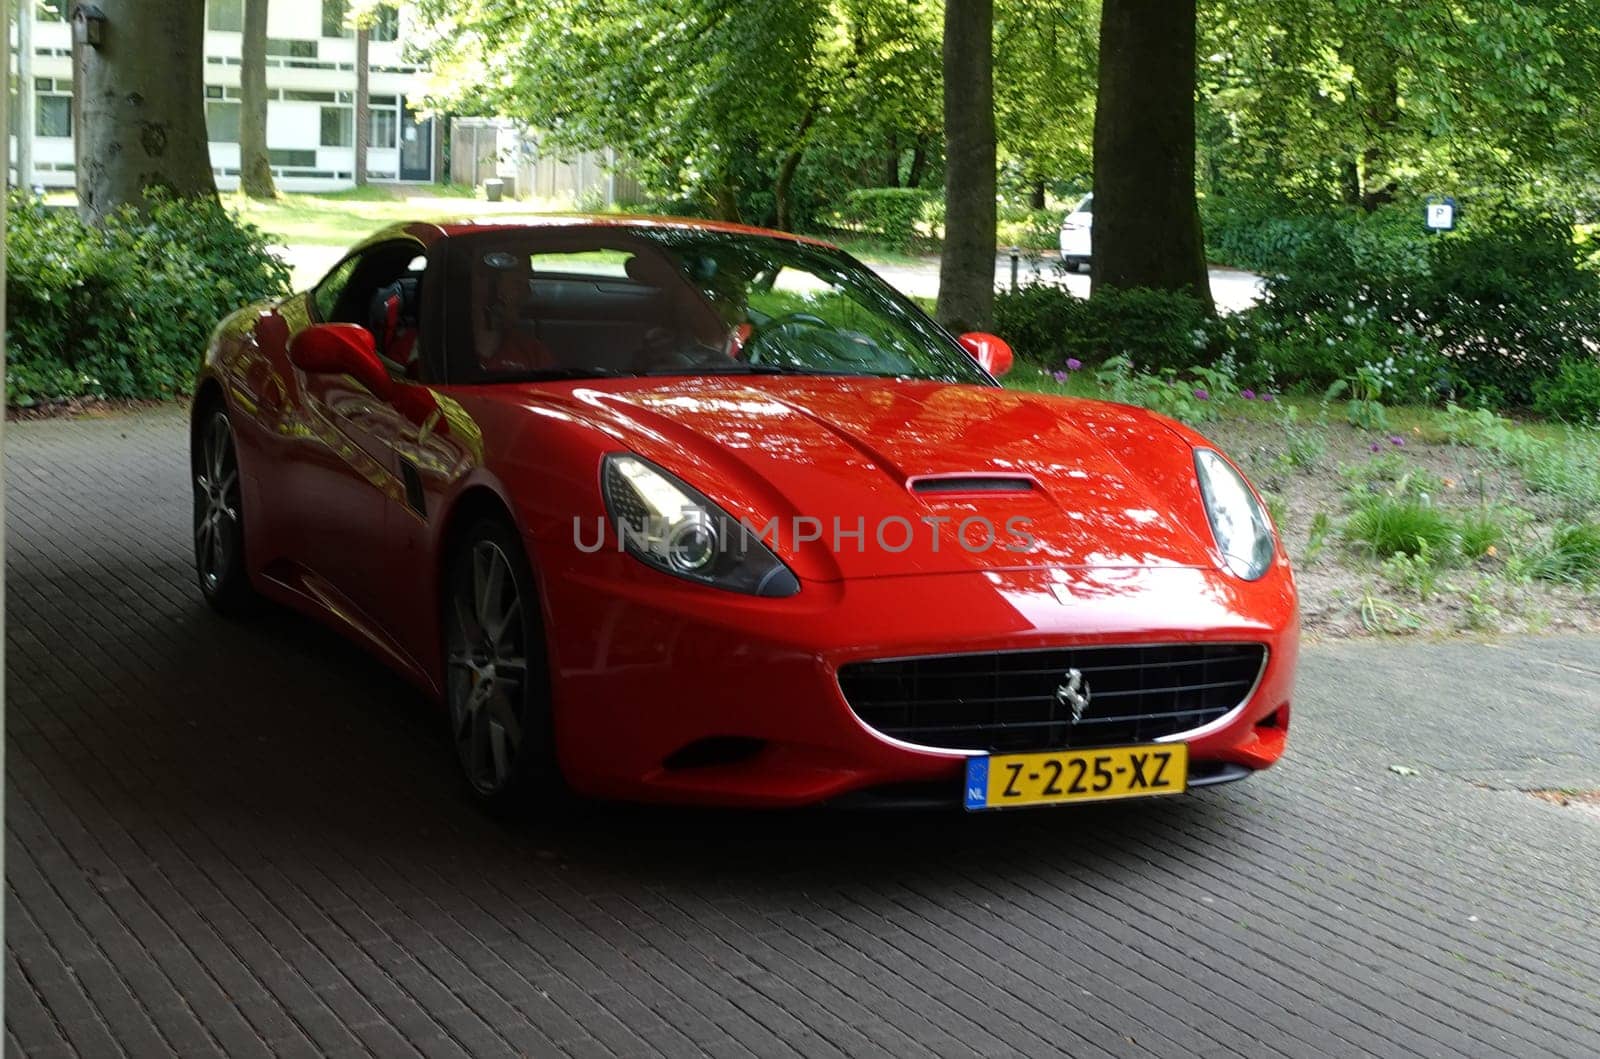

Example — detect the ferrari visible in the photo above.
[192,216,1297,812]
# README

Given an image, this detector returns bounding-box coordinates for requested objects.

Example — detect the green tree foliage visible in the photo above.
[1199,0,1600,210]
[411,0,943,229]
[995,0,1097,195]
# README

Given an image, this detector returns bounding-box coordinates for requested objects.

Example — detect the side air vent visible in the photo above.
[910,475,1036,495]
[399,457,427,518]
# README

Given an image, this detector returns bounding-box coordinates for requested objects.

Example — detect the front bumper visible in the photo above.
[543,563,1298,807]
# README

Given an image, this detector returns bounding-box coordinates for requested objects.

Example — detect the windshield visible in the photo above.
[445,228,992,386]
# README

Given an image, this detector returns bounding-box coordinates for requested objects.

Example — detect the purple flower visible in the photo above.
[1370,442,1382,452]
[1389,435,1406,447]
[1051,370,1069,384]
[1241,389,1256,400]
[1259,393,1275,403]
[1065,358,1083,372]
[1193,389,1210,401]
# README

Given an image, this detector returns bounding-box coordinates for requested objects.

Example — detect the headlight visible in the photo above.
[601,453,800,598]
[1194,448,1276,580]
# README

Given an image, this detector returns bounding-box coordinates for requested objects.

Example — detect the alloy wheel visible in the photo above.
[446,539,529,794]
[195,412,242,594]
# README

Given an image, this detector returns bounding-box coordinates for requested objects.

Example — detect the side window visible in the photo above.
[307,240,432,378]
[312,255,361,322]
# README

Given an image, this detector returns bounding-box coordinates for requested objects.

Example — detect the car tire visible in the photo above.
[192,406,259,616]
[443,517,561,814]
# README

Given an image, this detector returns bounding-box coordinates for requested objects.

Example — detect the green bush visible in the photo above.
[6,192,293,405]
[1223,207,1600,410]
[833,187,934,251]
[1205,196,1429,278]
[1414,217,1600,407]
[997,205,1061,252]
[1089,356,1236,425]
[993,284,1215,374]
[1531,356,1600,424]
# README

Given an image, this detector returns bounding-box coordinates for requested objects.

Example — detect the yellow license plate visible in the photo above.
[964,744,1187,810]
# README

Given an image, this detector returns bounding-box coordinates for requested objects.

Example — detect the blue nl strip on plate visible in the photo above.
[963,757,989,810]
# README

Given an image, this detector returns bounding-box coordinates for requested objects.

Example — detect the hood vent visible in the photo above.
[909,474,1037,496]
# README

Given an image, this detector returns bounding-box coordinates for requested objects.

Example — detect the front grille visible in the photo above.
[837,643,1266,753]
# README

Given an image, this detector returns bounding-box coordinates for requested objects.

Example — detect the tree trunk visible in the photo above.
[883,130,900,187]
[73,0,217,223]
[1356,56,1400,213]
[773,106,818,232]
[1340,160,1362,209]
[1029,177,1046,210]
[711,172,741,223]
[907,136,929,189]
[239,0,276,199]
[774,147,806,231]
[354,26,370,186]
[936,0,997,333]
[1091,0,1211,311]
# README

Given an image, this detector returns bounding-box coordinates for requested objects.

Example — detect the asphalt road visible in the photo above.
[6,408,1598,1058]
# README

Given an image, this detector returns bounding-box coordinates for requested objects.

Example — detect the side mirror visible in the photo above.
[289,323,390,396]
[958,332,1014,378]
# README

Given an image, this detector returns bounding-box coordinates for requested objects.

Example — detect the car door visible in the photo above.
[281,239,426,635]
[359,248,481,674]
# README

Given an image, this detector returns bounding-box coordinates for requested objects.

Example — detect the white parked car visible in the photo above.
[1059,193,1092,273]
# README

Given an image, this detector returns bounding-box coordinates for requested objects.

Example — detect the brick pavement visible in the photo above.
[6,407,1600,1058]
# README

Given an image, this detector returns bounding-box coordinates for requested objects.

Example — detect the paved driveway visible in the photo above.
[6,408,1598,1058]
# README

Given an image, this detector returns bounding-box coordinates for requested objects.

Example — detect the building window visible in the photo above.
[266,39,318,59]
[370,109,398,150]
[321,0,352,39]
[370,4,399,42]
[319,106,353,148]
[35,79,71,138]
[36,2,65,21]
[206,102,241,143]
[269,149,318,169]
[207,0,242,32]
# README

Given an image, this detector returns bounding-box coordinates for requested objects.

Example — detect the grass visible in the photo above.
[1343,497,1460,559]
[825,235,938,267]
[1520,523,1600,587]
[1455,511,1507,560]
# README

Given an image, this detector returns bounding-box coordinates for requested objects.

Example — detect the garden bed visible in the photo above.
[1197,413,1600,638]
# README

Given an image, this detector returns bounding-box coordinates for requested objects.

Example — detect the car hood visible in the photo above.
[546,376,1219,582]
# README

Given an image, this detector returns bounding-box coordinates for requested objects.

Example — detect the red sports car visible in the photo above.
[193,217,1297,812]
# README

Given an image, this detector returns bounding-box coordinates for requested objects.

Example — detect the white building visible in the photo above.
[20,0,438,192]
